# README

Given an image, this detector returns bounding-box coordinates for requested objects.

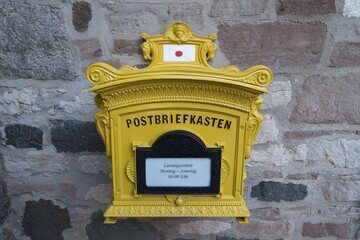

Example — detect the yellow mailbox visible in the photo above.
[86,22,272,224]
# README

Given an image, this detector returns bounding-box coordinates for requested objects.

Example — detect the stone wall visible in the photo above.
[0,0,359,239]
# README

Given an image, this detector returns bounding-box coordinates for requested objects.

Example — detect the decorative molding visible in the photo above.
[105,202,249,217]
[102,81,255,111]
[86,21,272,89]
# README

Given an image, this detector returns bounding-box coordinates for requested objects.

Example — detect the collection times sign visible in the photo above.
[87,22,272,224]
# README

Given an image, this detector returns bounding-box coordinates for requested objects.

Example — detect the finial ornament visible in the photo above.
[165,22,193,43]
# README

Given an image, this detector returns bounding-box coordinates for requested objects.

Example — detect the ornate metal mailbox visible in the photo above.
[86,22,272,224]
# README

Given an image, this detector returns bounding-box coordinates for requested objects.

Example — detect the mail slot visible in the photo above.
[86,22,272,224]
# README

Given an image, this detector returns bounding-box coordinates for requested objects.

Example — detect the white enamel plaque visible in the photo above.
[145,158,211,187]
[163,44,196,62]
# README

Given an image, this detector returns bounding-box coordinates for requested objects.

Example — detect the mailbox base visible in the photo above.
[103,198,250,224]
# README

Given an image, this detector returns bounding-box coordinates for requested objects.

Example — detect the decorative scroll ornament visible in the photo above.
[245,96,264,159]
[86,21,272,88]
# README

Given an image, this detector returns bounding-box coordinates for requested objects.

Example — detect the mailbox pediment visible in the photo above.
[87,22,272,224]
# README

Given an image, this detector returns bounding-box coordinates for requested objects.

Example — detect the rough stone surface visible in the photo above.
[0,88,40,116]
[290,74,360,124]
[251,207,311,220]
[218,21,327,68]
[302,222,351,238]
[0,2,75,80]
[254,115,279,144]
[316,207,360,219]
[210,0,268,18]
[3,154,70,177]
[7,182,53,196]
[22,199,71,240]
[217,237,259,240]
[72,1,92,32]
[248,144,307,166]
[251,171,283,180]
[86,211,157,240]
[262,81,292,109]
[74,39,102,60]
[276,0,336,15]
[85,183,112,203]
[284,130,345,139]
[58,89,97,114]
[0,177,10,224]
[5,124,43,150]
[286,173,318,180]
[249,144,290,166]
[178,220,232,235]
[343,0,360,18]
[251,181,308,202]
[79,155,111,174]
[356,226,360,239]
[113,39,143,55]
[105,2,204,38]
[227,219,294,238]
[330,42,360,67]
[321,175,360,201]
[50,119,105,153]
[312,139,360,168]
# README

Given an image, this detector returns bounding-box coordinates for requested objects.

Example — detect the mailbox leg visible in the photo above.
[236,217,249,224]
[104,217,117,224]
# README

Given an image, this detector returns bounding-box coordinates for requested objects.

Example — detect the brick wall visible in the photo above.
[1,0,359,239]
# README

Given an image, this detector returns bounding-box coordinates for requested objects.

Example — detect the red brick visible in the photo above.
[302,223,327,238]
[290,74,360,124]
[330,42,360,67]
[303,222,351,238]
[325,223,351,238]
[113,39,143,56]
[217,21,327,68]
[287,173,318,180]
[210,0,268,18]
[74,38,102,60]
[277,0,336,15]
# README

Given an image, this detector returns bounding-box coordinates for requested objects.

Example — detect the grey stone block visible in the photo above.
[50,119,105,153]
[0,2,75,80]
[251,181,308,202]
[4,124,43,150]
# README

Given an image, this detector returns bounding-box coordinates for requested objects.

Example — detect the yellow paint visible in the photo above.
[86,22,272,224]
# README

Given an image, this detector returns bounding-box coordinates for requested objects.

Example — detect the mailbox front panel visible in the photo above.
[110,103,247,202]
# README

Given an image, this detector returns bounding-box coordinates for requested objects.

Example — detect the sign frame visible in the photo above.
[136,130,221,195]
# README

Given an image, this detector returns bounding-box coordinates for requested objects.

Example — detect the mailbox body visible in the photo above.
[87,22,272,224]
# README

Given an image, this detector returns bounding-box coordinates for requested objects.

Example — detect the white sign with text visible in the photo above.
[145,158,211,187]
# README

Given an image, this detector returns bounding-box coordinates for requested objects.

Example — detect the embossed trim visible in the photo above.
[221,158,231,183]
[105,202,249,217]
[126,159,135,183]
[101,81,255,111]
